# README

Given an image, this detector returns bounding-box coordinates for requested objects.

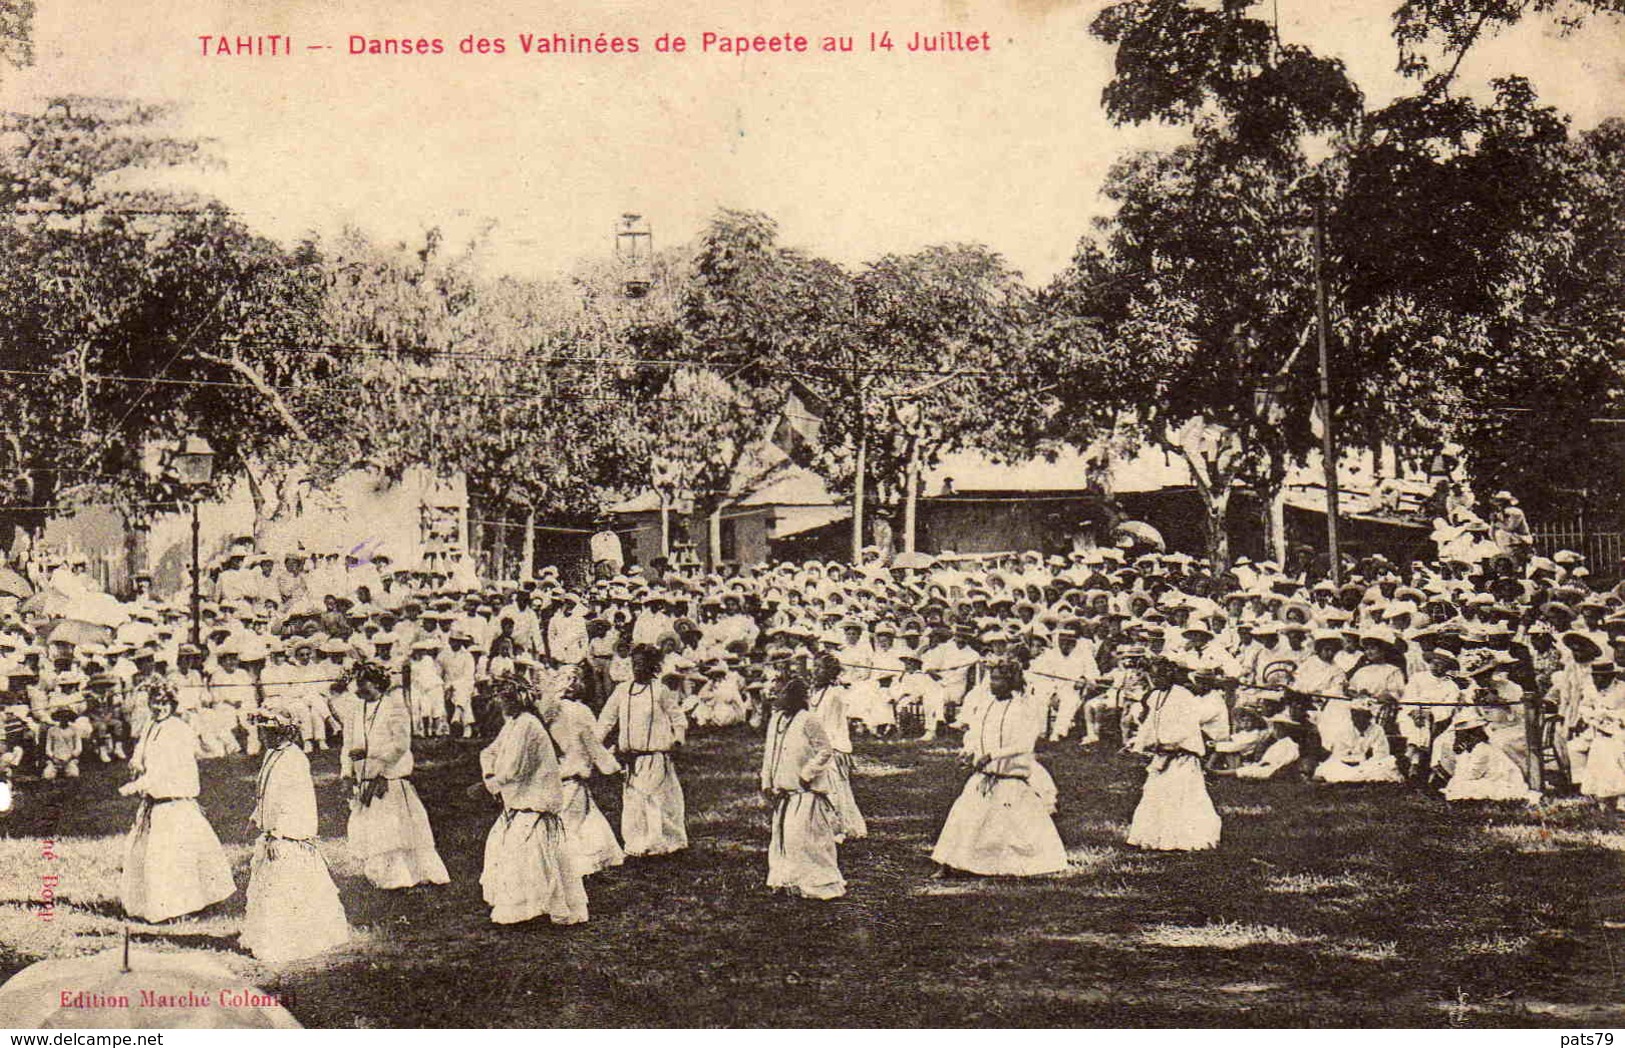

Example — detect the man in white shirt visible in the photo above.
[548,594,590,667]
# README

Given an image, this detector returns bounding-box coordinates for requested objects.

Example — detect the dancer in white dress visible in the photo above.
[598,644,688,856]
[1126,653,1229,851]
[241,708,349,963]
[761,675,846,898]
[549,666,625,875]
[931,657,1066,877]
[118,683,236,922]
[343,661,450,890]
[810,653,866,841]
[476,679,588,925]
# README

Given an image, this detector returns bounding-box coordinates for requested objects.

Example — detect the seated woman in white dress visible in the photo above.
[1578,665,1625,815]
[931,657,1066,877]
[1314,699,1403,783]
[1230,712,1304,780]
[1126,653,1229,852]
[1443,714,1535,802]
[688,660,750,728]
[241,707,349,963]
[118,683,236,922]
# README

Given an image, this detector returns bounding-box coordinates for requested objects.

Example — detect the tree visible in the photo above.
[1041,0,1363,568]
[816,245,1037,556]
[675,209,851,559]
[1058,0,1623,567]
[311,226,659,572]
[0,97,322,552]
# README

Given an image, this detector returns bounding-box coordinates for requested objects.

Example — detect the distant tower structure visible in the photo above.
[615,213,653,299]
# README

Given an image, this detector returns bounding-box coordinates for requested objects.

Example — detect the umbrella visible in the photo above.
[1111,520,1167,553]
[0,566,31,600]
[45,619,114,648]
[18,589,72,620]
[891,552,937,570]
[0,945,302,1029]
[62,592,129,629]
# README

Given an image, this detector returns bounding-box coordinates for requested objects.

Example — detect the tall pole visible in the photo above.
[1314,183,1342,586]
[903,436,920,556]
[851,408,866,564]
[658,490,671,561]
[189,499,201,649]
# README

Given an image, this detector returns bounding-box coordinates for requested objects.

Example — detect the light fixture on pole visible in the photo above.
[615,213,653,299]
[163,434,215,649]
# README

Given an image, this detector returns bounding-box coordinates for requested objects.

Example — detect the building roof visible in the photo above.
[925,445,1189,495]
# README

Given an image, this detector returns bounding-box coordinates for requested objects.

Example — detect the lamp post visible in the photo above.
[615,213,653,300]
[165,434,216,648]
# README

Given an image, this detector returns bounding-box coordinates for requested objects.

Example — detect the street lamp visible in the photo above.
[615,213,653,299]
[164,434,215,648]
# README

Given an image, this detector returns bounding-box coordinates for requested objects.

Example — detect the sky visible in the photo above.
[3,0,1621,286]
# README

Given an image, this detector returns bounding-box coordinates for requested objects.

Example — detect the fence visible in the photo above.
[1531,520,1625,585]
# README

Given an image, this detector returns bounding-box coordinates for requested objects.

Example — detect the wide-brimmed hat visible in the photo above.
[1562,631,1606,663]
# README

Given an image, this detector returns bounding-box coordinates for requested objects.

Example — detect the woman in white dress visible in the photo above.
[241,708,349,963]
[1314,698,1403,783]
[1443,714,1535,802]
[810,653,866,841]
[1579,663,1625,814]
[476,679,589,925]
[761,675,845,898]
[931,657,1066,877]
[597,644,688,856]
[343,661,450,890]
[118,683,236,922]
[1126,653,1229,852]
[548,667,625,875]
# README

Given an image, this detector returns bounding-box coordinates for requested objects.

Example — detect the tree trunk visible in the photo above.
[120,508,147,600]
[707,504,723,569]
[521,504,536,581]
[1204,485,1233,571]
[903,440,921,555]
[1258,447,1289,566]
[242,463,267,549]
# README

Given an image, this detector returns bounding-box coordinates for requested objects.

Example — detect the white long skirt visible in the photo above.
[1581,730,1625,799]
[120,798,236,922]
[828,752,867,841]
[931,771,1067,876]
[1315,755,1403,783]
[241,835,349,963]
[196,706,240,757]
[1127,753,1222,852]
[561,779,624,875]
[621,754,687,856]
[481,811,589,925]
[346,779,451,889]
[768,791,845,899]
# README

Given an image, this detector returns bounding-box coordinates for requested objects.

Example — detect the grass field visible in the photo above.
[2,728,1623,1028]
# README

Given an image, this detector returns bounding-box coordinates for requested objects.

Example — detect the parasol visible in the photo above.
[45,620,115,648]
[891,552,937,570]
[0,945,302,1029]
[1112,520,1167,553]
[18,589,72,620]
[0,566,31,600]
[61,592,129,629]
